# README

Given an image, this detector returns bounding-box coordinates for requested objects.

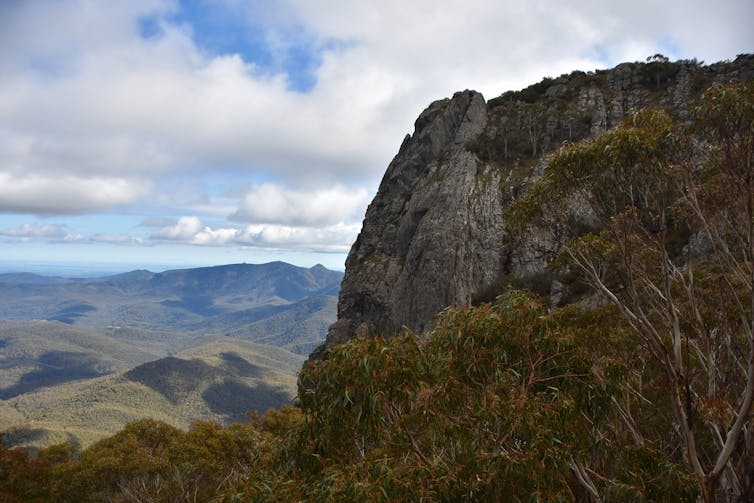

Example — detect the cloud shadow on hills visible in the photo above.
[48,302,97,324]
[219,351,262,377]
[160,295,222,316]
[1,427,49,447]
[202,379,291,421]
[124,357,222,404]
[0,351,106,399]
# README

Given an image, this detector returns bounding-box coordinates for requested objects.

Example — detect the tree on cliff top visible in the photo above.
[511,81,754,501]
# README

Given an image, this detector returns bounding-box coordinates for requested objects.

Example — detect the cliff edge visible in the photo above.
[314,55,754,358]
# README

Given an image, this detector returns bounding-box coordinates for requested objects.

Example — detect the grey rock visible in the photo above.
[322,90,507,348]
[312,56,754,360]
[549,280,564,310]
[578,87,607,135]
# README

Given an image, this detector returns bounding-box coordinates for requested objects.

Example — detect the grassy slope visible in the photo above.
[0,336,302,449]
[0,320,159,391]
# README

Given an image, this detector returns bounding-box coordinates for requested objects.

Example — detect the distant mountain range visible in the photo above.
[0,261,342,354]
[0,262,342,448]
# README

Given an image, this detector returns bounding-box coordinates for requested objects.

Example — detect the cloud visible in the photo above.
[150,215,359,252]
[236,222,361,252]
[0,223,67,239]
[0,172,146,215]
[232,183,370,226]
[60,233,84,243]
[0,221,150,246]
[5,0,749,213]
[150,216,239,246]
[0,2,391,190]
[90,234,148,246]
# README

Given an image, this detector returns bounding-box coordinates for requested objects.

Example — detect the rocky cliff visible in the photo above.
[317,55,754,356]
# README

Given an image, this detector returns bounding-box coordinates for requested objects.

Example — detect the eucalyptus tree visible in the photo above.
[511,82,754,501]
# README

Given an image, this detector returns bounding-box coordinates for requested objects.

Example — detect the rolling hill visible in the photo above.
[0,336,302,448]
[0,262,341,448]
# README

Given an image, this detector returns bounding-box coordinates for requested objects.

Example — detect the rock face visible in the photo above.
[326,90,508,346]
[316,55,754,356]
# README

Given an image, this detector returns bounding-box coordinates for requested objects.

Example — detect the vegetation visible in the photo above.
[0,294,697,501]
[511,81,754,500]
[477,56,733,170]
[0,336,301,449]
[1,82,751,501]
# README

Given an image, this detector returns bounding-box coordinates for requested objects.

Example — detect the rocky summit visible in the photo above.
[316,55,754,356]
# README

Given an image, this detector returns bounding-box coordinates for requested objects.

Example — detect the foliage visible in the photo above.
[276,293,690,501]
[0,434,74,502]
[510,81,754,501]
[471,272,552,305]
[48,417,277,502]
[0,294,697,501]
[489,77,556,106]
[478,57,728,171]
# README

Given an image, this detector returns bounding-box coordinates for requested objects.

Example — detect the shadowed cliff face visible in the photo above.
[325,89,506,347]
[314,55,754,358]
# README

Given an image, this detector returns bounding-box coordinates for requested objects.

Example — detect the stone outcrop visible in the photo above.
[314,55,754,357]
[325,90,508,346]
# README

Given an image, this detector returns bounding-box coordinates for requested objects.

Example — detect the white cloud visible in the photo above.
[0,223,149,246]
[233,183,370,226]
[150,216,239,246]
[61,233,84,242]
[4,0,748,213]
[0,223,67,239]
[237,222,361,252]
[150,215,359,252]
[90,234,148,246]
[152,216,208,240]
[0,172,146,215]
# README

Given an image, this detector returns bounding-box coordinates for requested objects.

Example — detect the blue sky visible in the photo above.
[0,0,752,274]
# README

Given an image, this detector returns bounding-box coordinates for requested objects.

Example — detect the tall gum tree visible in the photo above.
[510,81,754,502]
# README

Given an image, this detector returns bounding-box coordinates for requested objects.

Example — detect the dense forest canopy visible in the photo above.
[2,81,753,502]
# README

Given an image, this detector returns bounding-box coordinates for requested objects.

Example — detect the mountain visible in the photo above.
[0,336,302,448]
[0,262,342,354]
[320,55,754,355]
[0,273,76,285]
[197,294,338,355]
[0,261,341,448]
[0,320,159,400]
[3,58,753,502]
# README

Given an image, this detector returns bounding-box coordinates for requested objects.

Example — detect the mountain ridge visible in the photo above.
[0,261,342,354]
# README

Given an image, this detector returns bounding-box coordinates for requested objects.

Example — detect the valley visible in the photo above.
[0,262,341,448]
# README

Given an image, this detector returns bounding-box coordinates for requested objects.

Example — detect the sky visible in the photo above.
[0,0,752,274]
